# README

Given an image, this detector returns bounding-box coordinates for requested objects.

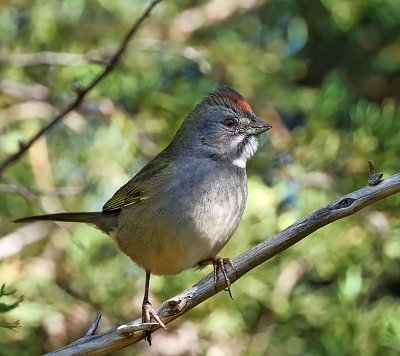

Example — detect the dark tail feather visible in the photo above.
[13,212,102,224]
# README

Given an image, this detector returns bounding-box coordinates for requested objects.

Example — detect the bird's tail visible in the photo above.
[13,212,102,224]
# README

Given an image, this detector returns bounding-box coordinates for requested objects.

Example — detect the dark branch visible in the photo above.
[0,0,163,175]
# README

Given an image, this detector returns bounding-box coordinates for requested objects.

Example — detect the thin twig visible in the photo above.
[1,176,37,202]
[85,314,102,337]
[1,40,210,69]
[43,171,400,356]
[0,0,163,175]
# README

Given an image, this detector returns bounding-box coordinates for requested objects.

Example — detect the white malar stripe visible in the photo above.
[230,135,246,149]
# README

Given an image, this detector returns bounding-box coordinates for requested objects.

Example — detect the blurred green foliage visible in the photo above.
[0,284,23,331]
[1,0,400,355]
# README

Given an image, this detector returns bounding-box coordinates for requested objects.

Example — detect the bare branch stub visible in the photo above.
[85,313,102,337]
[0,0,163,176]
[368,160,383,186]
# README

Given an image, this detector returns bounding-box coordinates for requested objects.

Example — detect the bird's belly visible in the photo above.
[113,226,218,275]
[114,215,237,275]
[113,173,247,275]
[114,206,243,275]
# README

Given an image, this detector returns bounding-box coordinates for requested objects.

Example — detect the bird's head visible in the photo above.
[174,86,272,168]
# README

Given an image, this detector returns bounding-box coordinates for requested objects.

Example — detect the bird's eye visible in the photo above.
[223,118,236,128]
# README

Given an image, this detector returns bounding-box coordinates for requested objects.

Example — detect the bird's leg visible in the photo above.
[198,257,238,299]
[142,270,167,346]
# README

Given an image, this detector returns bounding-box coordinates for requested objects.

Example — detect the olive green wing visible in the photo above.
[102,182,147,211]
[102,160,170,212]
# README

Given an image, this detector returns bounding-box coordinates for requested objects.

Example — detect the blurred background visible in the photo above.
[1,0,400,355]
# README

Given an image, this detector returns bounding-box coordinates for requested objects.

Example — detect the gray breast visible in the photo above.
[168,158,248,247]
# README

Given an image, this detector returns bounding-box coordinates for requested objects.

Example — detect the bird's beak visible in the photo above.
[247,118,272,136]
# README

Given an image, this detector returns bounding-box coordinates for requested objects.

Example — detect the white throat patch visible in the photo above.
[232,136,258,168]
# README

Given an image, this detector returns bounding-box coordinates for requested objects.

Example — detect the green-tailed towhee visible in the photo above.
[14,86,272,343]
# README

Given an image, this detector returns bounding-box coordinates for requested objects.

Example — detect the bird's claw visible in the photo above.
[212,257,238,299]
[142,301,167,345]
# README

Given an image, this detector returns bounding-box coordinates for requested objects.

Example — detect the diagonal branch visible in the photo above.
[44,171,400,356]
[0,0,163,176]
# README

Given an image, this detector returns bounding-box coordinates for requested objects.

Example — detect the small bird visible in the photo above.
[14,86,272,344]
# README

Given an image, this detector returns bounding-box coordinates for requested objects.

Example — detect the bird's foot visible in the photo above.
[199,256,238,299]
[142,301,167,346]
